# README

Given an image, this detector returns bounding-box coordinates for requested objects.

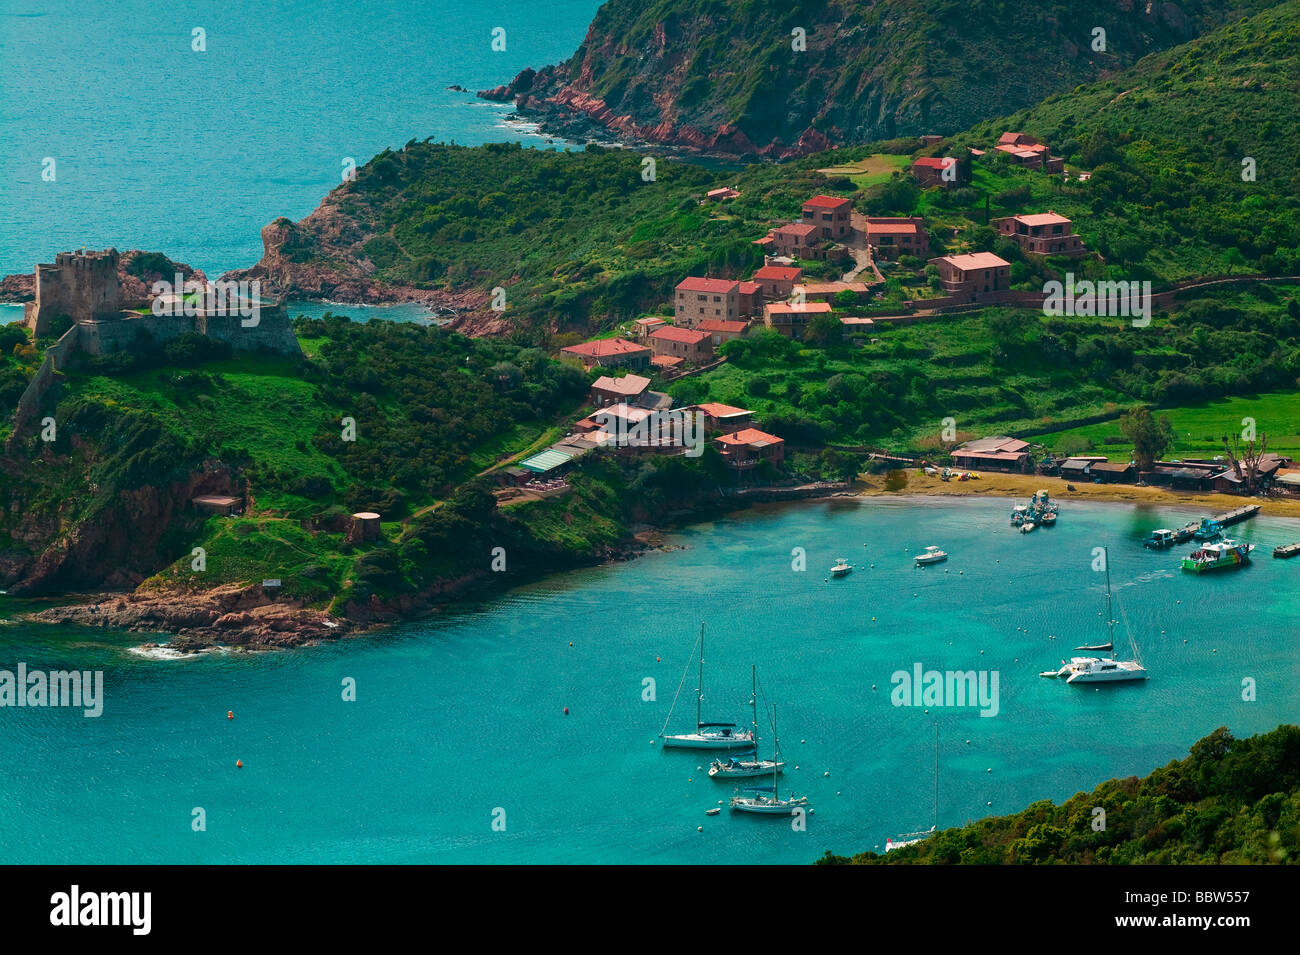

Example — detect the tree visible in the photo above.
[986,310,1037,354]
[805,312,843,346]
[1120,406,1175,470]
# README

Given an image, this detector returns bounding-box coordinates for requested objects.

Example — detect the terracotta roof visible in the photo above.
[913,157,954,169]
[764,302,833,315]
[796,282,869,295]
[803,195,851,210]
[676,276,739,294]
[754,266,802,281]
[561,338,651,358]
[738,281,761,294]
[773,223,818,237]
[716,428,783,448]
[697,402,751,418]
[697,319,748,333]
[936,252,1010,271]
[956,436,1029,454]
[634,317,666,327]
[591,374,651,396]
[651,326,710,344]
[1012,212,1071,227]
[865,218,924,235]
[651,355,684,367]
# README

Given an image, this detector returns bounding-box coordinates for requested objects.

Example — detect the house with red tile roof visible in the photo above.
[863,216,930,259]
[650,325,714,364]
[590,373,651,408]
[770,222,820,258]
[560,337,651,371]
[763,301,833,338]
[993,133,1064,173]
[911,156,964,188]
[694,402,753,434]
[737,280,761,316]
[650,354,685,378]
[753,265,803,301]
[706,187,741,202]
[927,252,1010,302]
[714,428,785,470]
[697,319,749,347]
[674,276,741,328]
[992,212,1086,256]
[801,195,853,240]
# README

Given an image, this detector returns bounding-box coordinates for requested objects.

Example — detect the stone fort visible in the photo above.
[22,248,301,358]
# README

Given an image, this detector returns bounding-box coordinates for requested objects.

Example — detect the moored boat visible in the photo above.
[1181,539,1253,574]
[1041,547,1147,684]
[830,558,853,577]
[914,545,948,566]
[661,624,755,750]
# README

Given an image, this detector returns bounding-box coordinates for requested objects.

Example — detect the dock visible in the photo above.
[1213,504,1261,527]
[1273,542,1300,559]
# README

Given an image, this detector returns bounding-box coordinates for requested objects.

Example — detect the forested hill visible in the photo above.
[818,725,1300,864]
[481,0,1275,156]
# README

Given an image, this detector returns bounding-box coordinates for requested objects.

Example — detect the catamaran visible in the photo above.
[729,707,808,815]
[709,666,785,779]
[661,624,754,750]
[886,723,939,852]
[1041,547,1148,684]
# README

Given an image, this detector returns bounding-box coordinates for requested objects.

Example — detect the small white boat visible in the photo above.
[830,558,852,577]
[914,545,948,566]
[886,827,936,853]
[1019,521,1036,533]
[705,807,721,816]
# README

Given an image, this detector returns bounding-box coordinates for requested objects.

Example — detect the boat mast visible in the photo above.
[771,705,779,802]
[696,623,704,732]
[751,665,757,750]
[1104,547,1115,647]
[934,722,939,831]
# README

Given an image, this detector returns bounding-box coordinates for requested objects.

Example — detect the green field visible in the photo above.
[818,153,910,188]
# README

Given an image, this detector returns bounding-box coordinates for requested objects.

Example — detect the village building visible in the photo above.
[1057,456,1110,481]
[919,134,944,147]
[633,316,667,339]
[649,325,714,364]
[801,195,853,241]
[753,265,802,301]
[697,319,749,347]
[560,337,651,371]
[714,428,785,470]
[911,156,964,188]
[651,354,685,378]
[694,402,753,434]
[763,301,832,338]
[863,217,930,258]
[1139,461,1222,492]
[769,222,821,258]
[737,280,761,317]
[951,436,1032,472]
[928,252,1011,301]
[589,373,651,408]
[192,494,243,517]
[674,276,741,327]
[993,133,1064,173]
[992,212,1086,256]
[793,281,870,303]
[706,187,741,202]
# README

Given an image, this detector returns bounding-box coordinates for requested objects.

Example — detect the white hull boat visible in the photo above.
[663,731,754,749]
[915,546,948,566]
[661,624,752,749]
[1041,548,1148,685]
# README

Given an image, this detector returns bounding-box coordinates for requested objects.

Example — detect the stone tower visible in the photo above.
[24,248,122,336]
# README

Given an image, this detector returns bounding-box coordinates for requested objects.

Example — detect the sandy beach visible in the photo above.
[854,470,1300,521]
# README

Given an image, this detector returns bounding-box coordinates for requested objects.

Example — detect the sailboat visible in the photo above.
[885,723,939,852]
[661,624,755,749]
[1041,547,1147,683]
[709,666,786,779]
[729,705,807,814]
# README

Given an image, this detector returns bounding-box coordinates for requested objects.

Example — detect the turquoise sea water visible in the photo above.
[0,0,603,279]
[2,496,1296,864]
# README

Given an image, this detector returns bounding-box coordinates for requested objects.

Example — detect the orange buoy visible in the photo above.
[563,707,569,715]
[227,711,233,720]
[236,759,243,768]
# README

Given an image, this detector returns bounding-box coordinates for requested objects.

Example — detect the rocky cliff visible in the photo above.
[479,0,1267,157]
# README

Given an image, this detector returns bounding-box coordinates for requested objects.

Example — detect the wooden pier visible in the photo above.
[1213,504,1261,527]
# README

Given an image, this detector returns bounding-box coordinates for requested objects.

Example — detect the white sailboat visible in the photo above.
[885,723,939,852]
[1040,547,1148,684]
[661,624,755,749]
[729,706,808,815]
[709,666,786,779]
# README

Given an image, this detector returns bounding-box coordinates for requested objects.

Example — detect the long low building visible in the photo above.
[951,435,1032,472]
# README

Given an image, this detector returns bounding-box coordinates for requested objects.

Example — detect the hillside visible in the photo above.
[818,724,1300,864]
[479,0,1273,157]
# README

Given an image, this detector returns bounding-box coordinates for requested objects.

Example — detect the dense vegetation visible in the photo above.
[818,724,1300,864]
[517,0,1271,152]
